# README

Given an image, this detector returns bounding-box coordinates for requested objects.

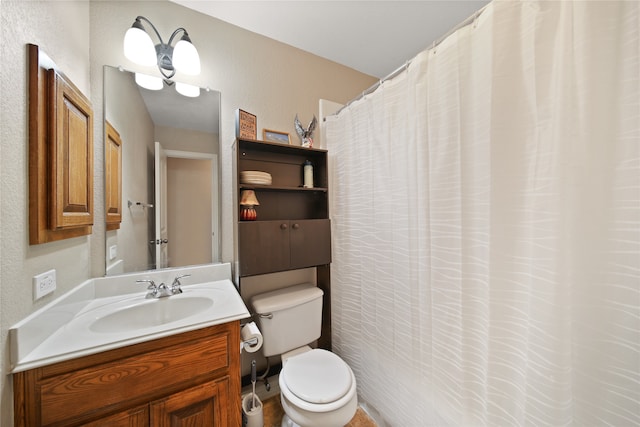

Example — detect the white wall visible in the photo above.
[0,1,376,423]
[0,0,93,421]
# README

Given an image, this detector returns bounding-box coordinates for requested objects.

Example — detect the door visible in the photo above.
[290,219,332,269]
[167,157,213,267]
[154,141,169,268]
[150,379,227,427]
[238,221,290,276]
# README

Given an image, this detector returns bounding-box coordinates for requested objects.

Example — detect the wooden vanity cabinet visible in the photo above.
[13,322,241,427]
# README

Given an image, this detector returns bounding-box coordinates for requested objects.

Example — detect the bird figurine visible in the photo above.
[294,114,317,148]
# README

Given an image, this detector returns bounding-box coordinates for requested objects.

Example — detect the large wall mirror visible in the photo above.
[104,65,221,275]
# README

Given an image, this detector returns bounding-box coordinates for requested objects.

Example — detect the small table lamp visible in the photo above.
[240,190,260,221]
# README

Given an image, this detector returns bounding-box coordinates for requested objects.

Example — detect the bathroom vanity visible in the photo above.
[10,264,249,426]
[13,322,239,426]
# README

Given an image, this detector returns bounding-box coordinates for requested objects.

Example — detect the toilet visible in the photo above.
[251,283,358,427]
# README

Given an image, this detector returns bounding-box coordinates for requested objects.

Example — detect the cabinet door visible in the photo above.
[105,120,122,231]
[239,221,290,276]
[48,69,94,230]
[150,379,229,427]
[290,219,332,269]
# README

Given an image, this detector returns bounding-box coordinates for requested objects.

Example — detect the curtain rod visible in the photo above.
[328,4,489,119]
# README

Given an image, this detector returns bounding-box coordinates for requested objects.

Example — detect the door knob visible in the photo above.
[280,223,288,230]
[292,223,300,230]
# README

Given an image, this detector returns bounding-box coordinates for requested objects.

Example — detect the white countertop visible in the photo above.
[10,263,250,373]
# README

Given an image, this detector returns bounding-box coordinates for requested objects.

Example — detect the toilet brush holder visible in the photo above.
[242,393,263,427]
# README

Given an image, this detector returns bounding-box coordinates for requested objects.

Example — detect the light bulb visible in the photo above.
[124,23,156,66]
[173,38,201,75]
[175,82,200,97]
[135,73,163,90]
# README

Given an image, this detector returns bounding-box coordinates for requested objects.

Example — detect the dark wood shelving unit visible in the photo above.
[234,138,332,350]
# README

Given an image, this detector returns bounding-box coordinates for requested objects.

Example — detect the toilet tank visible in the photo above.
[250,283,323,357]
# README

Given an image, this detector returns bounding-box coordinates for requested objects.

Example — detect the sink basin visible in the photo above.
[89,296,214,333]
[10,268,252,373]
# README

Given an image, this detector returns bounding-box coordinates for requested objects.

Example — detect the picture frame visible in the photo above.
[236,109,257,139]
[263,129,291,144]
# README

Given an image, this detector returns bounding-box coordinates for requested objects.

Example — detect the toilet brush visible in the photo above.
[251,359,257,409]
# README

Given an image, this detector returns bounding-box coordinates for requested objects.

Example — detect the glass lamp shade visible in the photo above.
[135,73,163,90]
[124,25,157,66]
[173,38,201,75]
[176,82,200,98]
[240,190,260,206]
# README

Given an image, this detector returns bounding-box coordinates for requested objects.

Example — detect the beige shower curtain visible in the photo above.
[325,1,639,425]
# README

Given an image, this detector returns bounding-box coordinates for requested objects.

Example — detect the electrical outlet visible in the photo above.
[109,245,117,261]
[33,269,56,300]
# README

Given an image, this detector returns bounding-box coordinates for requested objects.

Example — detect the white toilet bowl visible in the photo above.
[279,348,358,427]
[250,284,358,426]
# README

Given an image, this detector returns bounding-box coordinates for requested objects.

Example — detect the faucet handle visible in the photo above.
[137,279,159,298]
[136,279,156,290]
[171,274,191,294]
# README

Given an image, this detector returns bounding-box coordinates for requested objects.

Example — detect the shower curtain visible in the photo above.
[324,1,639,425]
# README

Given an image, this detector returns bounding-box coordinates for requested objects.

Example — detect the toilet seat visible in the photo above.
[280,349,356,413]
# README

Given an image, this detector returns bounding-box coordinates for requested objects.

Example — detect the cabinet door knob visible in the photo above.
[280,223,288,230]
[292,223,300,230]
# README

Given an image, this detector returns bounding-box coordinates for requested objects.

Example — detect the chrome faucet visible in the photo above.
[170,274,191,295]
[136,279,174,299]
[136,274,191,299]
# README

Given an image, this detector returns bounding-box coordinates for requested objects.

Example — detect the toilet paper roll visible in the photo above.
[241,321,263,353]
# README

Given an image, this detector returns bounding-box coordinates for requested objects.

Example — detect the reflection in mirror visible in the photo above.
[104,66,221,275]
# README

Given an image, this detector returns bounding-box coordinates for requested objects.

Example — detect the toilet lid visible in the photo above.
[282,349,352,404]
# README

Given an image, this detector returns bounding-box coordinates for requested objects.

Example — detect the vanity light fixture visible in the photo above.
[124,16,201,81]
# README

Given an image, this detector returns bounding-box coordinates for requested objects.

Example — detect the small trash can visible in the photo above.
[242,392,264,427]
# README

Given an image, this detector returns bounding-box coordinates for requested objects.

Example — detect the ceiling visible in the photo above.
[171,0,490,79]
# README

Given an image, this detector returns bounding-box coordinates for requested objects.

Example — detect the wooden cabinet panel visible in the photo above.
[105,121,123,230]
[150,378,229,427]
[239,221,290,276]
[48,68,94,230]
[290,219,332,269]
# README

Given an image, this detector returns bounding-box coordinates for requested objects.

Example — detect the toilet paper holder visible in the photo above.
[241,321,264,353]
[242,336,259,349]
